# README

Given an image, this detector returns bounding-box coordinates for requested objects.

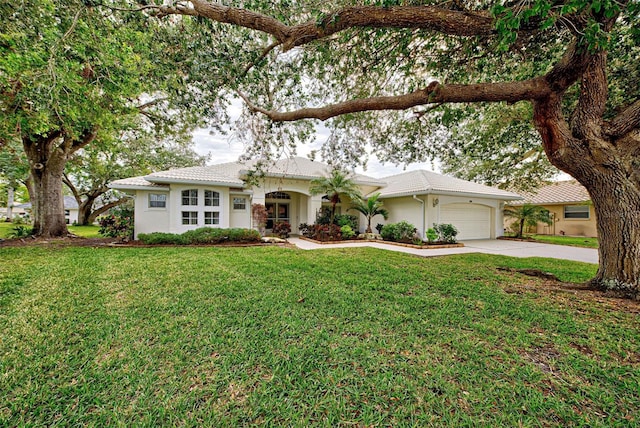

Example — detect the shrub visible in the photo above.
[138,228,261,245]
[98,207,133,240]
[184,227,262,244]
[298,223,312,237]
[7,225,33,238]
[433,223,459,243]
[380,221,417,242]
[340,225,356,239]
[272,222,291,238]
[335,214,358,230]
[138,232,188,245]
[375,223,384,234]
[426,228,438,243]
[299,223,342,241]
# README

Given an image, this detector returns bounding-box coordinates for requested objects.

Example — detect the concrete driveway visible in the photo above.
[460,239,598,264]
[288,237,598,264]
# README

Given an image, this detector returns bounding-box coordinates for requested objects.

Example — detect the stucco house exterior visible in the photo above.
[506,180,596,237]
[109,156,521,240]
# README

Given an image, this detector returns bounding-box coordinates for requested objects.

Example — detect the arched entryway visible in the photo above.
[265,191,291,229]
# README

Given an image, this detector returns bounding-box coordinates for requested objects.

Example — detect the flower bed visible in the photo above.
[298,236,464,249]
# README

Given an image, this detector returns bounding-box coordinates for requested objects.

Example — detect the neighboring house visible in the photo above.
[17,196,80,225]
[109,156,521,240]
[0,204,27,219]
[507,180,596,237]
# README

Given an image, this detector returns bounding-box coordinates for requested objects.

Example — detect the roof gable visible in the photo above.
[377,170,521,200]
[513,180,590,205]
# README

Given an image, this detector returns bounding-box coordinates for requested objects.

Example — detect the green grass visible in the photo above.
[528,234,599,248]
[1,246,637,426]
[68,224,101,237]
[0,221,16,238]
[0,223,101,238]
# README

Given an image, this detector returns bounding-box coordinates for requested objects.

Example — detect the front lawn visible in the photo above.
[1,246,637,426]
[529,234,599,248]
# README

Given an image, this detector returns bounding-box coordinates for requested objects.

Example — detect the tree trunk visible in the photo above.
[584,176,640,299]
[23,134,69,238]
[6,186,14,221]
[534,89,640,299]
[77,198,95,226]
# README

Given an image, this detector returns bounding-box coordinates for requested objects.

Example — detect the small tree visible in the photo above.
[504,204,553,238]
[349,193,389,234]
[309,169,361,224]
[252,203,268,235]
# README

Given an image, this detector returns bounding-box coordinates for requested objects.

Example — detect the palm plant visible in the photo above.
[350,193,389,234]
[309,169,362,224]
[504,203,553,238]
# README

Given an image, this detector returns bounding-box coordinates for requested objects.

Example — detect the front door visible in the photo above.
[266,202,290,229]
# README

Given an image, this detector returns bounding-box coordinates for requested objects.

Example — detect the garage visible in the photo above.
[440,203,492,240]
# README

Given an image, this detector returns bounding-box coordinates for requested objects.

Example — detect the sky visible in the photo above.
[191,100,439,179]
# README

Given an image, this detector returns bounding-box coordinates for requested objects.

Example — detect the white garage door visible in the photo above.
[440,203,492,240]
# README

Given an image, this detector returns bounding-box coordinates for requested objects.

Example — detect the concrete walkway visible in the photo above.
[288,237,598,264]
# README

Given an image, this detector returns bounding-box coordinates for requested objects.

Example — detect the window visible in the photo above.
[204,211,220,225]
[64,210,70,216]
[149,193,167,208]
[233,197,247,210]
[265,192,291,200]
[182,189,198,206]
[182,211,198,225]
[564,205,590,219]
[205,190,220,207]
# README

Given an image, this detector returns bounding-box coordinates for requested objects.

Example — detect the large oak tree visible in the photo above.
[0,0,225,237]
[139,0,640,298]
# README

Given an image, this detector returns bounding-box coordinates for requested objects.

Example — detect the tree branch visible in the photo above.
[136,98,168,111]
[156,1,501,51]
[62,172,82,205]
[237,78,551,122]
[71,127,99,152]
[606,100,640,138]
[87,197,128,223]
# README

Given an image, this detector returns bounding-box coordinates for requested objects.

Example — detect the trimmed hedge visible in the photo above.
[138,228,261,245]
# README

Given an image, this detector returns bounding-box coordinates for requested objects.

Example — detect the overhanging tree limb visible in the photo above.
[237,78,553,122]
[155,1,514,51]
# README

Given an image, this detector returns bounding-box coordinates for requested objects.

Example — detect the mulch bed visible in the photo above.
[0,235,292,249]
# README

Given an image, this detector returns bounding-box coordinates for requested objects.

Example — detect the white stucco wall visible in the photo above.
[65,208,79,225]
[381,196,427,237]
[133,190,171,238]
[379,194,506,240]
[229,193,251,229]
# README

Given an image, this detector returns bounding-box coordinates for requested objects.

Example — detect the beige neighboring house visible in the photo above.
[109,156,521,240]
[508,180,596,237]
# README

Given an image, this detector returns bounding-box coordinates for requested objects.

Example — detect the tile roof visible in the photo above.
[252,157,382,185]
[17,196,79,209]
[512,180,590,205]
[109,156,518,200]
[377,170,521,200]
[144,162,246,186]
[109,176,170,190]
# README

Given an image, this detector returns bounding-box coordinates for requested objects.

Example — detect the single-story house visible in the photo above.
[17,196,80,225]
[506,180,596,237]
[0,203,27,219]
[109,156,521,240]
